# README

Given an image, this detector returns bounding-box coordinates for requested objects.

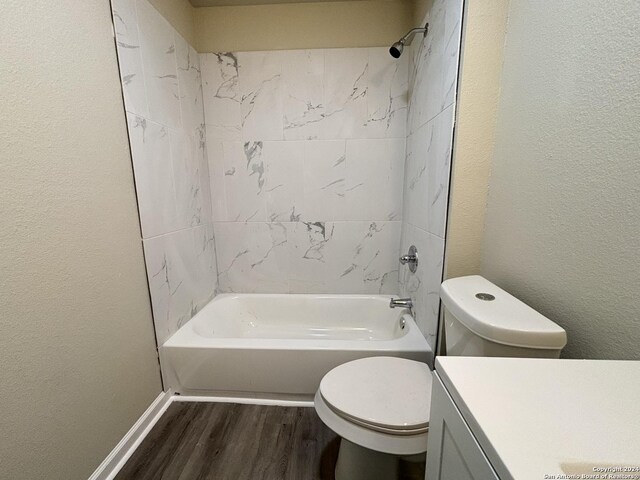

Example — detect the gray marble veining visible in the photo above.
[202,47,408,142]
[112,0,218,345]
[112,0,463,350]
[214,221,400,294]
[201,47,408,295]
[399,0,463,351]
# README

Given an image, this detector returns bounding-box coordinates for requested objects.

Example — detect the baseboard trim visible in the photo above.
[88,389,174,480]
[174,394,314,408]
[88,391,315,479]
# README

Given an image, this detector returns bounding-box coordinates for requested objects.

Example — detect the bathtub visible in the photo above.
[160,294,430,399]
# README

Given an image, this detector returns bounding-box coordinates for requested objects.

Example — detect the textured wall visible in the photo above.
[193,1,413,52]
[399,0,463,349]
[202,48,407,294]
[414,0,434,24]
[481,0,640,359]
[149,0,196,46]
[0,0,162,478]
[444,0,509,280]
[112,0,218,345]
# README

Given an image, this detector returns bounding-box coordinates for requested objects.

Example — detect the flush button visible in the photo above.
[475,293,495,301]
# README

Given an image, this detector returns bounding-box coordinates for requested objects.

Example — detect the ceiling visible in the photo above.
[190,0,398,7]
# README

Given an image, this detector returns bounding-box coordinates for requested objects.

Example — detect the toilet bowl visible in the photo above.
[314,356,431,480]
[315,275,568,480]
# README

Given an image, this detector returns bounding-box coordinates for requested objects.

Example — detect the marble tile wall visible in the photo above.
[111,0,461,350]
[201,48,409,294]
[111,0,217,344]
[399,0,464,349]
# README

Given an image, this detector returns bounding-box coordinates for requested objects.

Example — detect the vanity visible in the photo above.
[426,357,640,480]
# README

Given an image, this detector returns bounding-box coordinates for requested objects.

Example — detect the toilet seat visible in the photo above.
[314,357,432,455]
[322,399,429,435]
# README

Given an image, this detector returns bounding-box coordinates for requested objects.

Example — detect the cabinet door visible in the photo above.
[425,374,500,480]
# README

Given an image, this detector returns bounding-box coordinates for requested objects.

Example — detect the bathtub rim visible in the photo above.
[162,293,429,352]
[163,314,428,351]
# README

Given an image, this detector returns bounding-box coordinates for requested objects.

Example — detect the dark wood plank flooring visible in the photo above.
[115,402,340,480]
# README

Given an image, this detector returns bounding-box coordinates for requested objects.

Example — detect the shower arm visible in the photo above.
[399,24,429,46]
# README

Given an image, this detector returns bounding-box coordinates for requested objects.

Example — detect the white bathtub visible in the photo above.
[160,294,431,399]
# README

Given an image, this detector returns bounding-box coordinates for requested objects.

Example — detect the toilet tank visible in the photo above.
[440,276,567,358]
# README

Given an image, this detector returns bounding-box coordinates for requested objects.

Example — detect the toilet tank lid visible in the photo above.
[440,276,567,349]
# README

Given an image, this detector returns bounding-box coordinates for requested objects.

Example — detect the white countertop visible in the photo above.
[435,357,640,480]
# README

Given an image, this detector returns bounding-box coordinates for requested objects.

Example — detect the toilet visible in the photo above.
[314,275,568,480]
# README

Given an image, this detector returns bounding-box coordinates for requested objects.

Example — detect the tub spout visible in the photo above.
[389,298,413,309]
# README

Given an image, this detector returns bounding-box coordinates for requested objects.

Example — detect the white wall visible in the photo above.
[399,0,463,348]
[0,0,162,478]
[112,0,218,344]
[481,0,640,359]
[201,48,408,294]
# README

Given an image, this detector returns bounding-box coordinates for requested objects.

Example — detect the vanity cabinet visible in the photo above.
[425,357,640,480]
[425,373,499,480]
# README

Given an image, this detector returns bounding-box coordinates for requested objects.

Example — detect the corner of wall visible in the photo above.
[148,0,197,46]
[475,0,510,275]
[412,0,434,24]
[192,1,414,52]
[444,0,510,280]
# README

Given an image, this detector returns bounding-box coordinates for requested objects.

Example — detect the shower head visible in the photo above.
[389,41,404,59]
[389,23,429,58]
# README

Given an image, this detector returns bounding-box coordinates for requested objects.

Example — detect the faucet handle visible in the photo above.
[399,254,414,264]
[399,245,418,273]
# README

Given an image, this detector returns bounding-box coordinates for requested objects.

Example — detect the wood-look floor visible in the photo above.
[115,402,340,480]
